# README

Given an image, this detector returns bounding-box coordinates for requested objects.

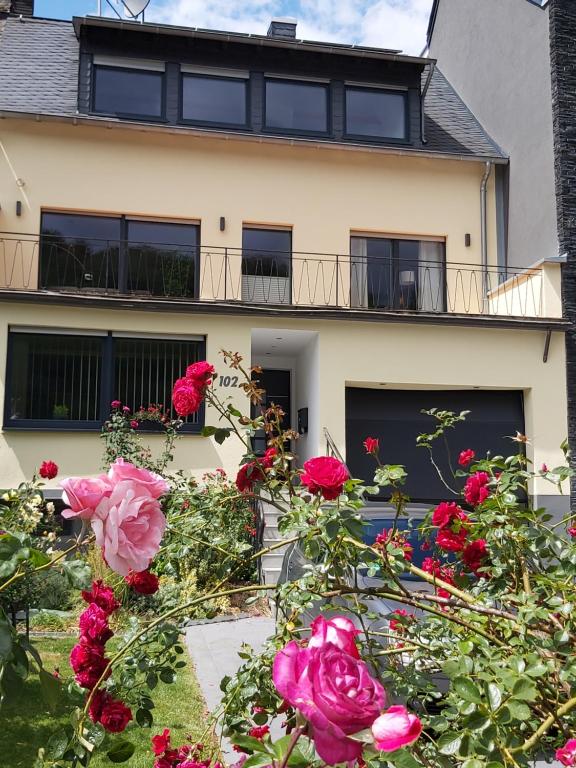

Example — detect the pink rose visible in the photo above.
[300,456,350,501]
[107,458,169,499]
[78,604,113,644]
[172,377,204,417]
[372,705,422,752]
[308,615,360,659]
[557,740,576,767]
[91,481,167,576]
[61,475,112,520]
[273,640,385,765]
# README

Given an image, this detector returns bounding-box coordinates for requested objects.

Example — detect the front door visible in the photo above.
[251,368,291,455]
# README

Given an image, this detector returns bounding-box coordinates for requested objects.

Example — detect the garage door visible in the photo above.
[345,388,525,504]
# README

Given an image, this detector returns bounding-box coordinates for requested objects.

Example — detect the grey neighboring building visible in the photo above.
[427,0,556,271]
[430,0,576,504]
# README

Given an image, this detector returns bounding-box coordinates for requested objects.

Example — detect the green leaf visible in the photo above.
[136,708,153,728]
[0,620,13,661]
[46,729,70,760]
[453,677,483,704]
[62,559,92,590]
[512,678,537,702]
[39,667,61,711]
[242,755,275,768]
[107,740,136,763]
[506,701,531,721]
[462,760,484,768]
[487,682,502,711]
[200,426,217,437]
[28,548,51,568]
[159,669,174,684]
[11,643,29,679]
[231,735,271,755]
[438,732,463,755]
[214,428,231,445]
[387,749,423,768]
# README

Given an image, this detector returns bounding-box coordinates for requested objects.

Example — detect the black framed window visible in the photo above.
[93,65,164,119]
[345,87,407,140]
[40,212,199,299]
[242,228,292,304]
[264,79,328,134]
[4,330,205,431]
[181,74,248,127]
[350,235,445,311]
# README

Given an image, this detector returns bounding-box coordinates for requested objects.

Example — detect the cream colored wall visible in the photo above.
[0,120,495,291]
[0,302,567,502]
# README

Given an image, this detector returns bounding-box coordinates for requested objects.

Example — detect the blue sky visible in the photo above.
[34,0,433,55]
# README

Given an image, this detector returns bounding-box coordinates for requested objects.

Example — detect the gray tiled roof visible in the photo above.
[0,16,78,115]
[0,16,506,160]
[424,68,506,158]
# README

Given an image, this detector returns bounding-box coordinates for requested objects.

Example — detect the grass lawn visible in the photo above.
[0,635,215,768]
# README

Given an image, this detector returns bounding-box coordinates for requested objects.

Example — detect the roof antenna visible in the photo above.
[102,0,150,22]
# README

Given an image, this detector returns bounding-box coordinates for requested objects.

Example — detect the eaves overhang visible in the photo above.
[0,109,509,165]
[0,290,565,332]
[73,14,435,68]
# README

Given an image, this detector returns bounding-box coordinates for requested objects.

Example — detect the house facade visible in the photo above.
[0,1,568,515]
[427,0,576,503]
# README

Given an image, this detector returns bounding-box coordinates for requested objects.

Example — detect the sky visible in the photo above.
[34,0,434,55]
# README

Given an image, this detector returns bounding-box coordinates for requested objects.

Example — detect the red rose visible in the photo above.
[152,728,171,756]
[432,501,467,529]
[172,377,204,417]
[248,725,270,740]
[81,580,120,615]
[422,557,455,599]
[363,437,379,455]
[130,420,139,429]
[464,472,490,506]
[78,604,113,644]
[185,361,215,386]
[389,609,414,633]
[568,527,576,538]
[235,449,276,494]
[462,539,489,577]
[125,569,160,595]
[94,692,133,733]
[300,456,350,501]
[39,460,58,479]
[69,641,110,690]
[458,449,475,467]
[436,527,468,553]
[111,400,122,409]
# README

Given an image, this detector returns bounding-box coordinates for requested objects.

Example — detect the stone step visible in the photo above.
[261,552,285,570]
[262,567,282,586]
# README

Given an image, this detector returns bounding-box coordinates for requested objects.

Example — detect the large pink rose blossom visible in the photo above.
[272,639,385,765]
[371,705,422,752]
[107,458,169,499]
[91,481,167,576]
[557,739,576,767]
[300,456,350,501]
[308,615,360,659]
[61,475,112,520]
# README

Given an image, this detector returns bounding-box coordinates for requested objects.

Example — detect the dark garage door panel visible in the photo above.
[345,389,525,504]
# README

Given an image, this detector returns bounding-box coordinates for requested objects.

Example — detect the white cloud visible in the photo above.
[148,0,434,55]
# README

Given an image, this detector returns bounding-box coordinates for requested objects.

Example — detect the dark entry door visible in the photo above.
[251,369,291,455]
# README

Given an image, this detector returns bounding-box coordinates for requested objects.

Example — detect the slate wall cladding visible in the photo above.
[549,0,576,502]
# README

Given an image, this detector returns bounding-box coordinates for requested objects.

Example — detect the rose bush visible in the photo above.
[0,352,575,768]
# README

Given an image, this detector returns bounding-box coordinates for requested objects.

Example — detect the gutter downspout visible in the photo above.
[420,61,436,144]
[480,161,493,304]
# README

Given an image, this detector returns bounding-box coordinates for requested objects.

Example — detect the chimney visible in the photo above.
[0,0,34,14]
[267,18,297,40]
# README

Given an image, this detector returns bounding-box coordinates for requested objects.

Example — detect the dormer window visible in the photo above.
[345,86,407,141]
[264,78,329,135]
[181,68,249,128]
[92,56,165,120]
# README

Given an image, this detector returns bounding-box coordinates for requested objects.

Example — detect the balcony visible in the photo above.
[0,232,563,321]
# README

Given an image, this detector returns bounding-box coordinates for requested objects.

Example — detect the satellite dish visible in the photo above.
[120,0,150,18]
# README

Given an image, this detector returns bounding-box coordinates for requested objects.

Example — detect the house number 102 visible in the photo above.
[219,375,239,387]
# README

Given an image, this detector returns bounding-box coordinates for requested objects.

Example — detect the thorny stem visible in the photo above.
[277,725,305,768]
[510,695,576,754]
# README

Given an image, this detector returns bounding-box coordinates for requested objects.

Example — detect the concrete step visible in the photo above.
[262,567,282,585]
[261,551,285,570]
